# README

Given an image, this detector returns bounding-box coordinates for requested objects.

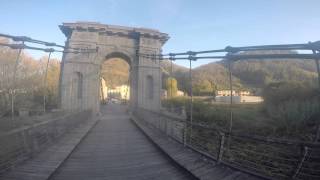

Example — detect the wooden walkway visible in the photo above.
[131,115,264,180]
[49,104,195,180]
[0,114,98,180]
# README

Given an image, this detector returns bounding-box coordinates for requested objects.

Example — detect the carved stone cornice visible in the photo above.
[59,22,169,44]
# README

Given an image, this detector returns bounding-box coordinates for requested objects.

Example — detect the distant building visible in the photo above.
[241,96,263,103]
[217,90,236,96]
[176,90,184,96]
[215,90,262,103]
[100,78,108,101]
[215,95,263,104]
[238,91,251,96]
[217,90,251,96]
[161,89,184,99]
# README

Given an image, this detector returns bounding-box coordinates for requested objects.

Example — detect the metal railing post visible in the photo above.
[165,116,168,136]
[183,120,187,146]
[11,42,24,120]
[43,51,52,113]
[312,49,320,142]
[182,106,187,146]
[292,146,309,179]
[227,55,234,150]
[187,51,196,144]
[217,132,225,164]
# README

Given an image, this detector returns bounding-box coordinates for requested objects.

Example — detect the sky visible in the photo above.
[1,0,320,67]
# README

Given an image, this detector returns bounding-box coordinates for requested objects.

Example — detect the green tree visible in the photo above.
[0,37,61,115]
[262,81,320,138]
[262,81,317,105]
[193,80,216,96]
[166,77,178,98]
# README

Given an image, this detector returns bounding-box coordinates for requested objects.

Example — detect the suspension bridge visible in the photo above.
[0,22,320,180]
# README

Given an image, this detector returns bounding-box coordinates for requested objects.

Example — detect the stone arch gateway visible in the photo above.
[59,22,169,113]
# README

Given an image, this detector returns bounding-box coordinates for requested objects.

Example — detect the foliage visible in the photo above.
[193,79,217,96]
[262,81,318,105]
[262,81,320,139]
[230,59,317,89]
[161,60,189,92]
[162,96,188,109]
[99,51,318,96]
[101,58,129,88]
[163,87,320,141]
[160,51,318,95]
[165,77,178,97]
[0,38,60,116]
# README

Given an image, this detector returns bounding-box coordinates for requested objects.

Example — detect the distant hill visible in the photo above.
[160,60,189,90]
[160,60,189,75]
[221,58,317,88]
[101,58,129,88]
[162,50,318,94]
[100,51,318,94]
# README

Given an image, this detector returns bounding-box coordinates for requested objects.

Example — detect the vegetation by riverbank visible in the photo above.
[162,83,320,141]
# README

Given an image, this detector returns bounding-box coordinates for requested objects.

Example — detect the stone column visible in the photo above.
[60,30,99,112]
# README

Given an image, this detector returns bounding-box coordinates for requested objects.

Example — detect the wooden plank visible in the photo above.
[49,104,195,180]
[132,111,267,180]
[0,116,99,180]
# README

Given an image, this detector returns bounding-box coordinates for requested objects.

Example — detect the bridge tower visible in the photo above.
[59,22,169,113]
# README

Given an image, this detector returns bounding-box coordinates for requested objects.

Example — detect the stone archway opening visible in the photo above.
[100,53,131,105]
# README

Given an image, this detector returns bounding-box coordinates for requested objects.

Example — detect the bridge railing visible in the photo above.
[134,107,320,180]
[133,107,186,143]
[0,110,92,174]
[222,131,320,179]
[189,122,320,180]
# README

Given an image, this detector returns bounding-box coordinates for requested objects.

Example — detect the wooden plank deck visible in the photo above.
[49,104,196,180]
[0,114,99,180]
[131,113,266,180]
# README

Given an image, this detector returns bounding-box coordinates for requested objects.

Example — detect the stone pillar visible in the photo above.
[60,30,100,112]
[136,37,162,112]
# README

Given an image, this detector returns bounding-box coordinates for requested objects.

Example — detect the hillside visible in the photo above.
[222,59,317,89]
[167,51,318,94]
[160,60,189,90]
[101,58,130,88]
[100,52,318,94]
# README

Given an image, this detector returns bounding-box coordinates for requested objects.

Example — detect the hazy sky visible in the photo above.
[1,0,319,67]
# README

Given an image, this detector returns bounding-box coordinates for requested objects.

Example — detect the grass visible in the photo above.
[162,96,319,141]
[162,96,320,179]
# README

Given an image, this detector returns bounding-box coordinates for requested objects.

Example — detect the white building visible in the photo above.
[100,78,108,101]
[161,89,184,99]
[177,90,184,96]
[215,95,263,104]
[215,89,263,103]
[217,90,251,96]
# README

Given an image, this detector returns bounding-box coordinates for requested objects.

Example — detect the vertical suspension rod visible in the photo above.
[228,59,234,134]
[43,51,52,113]
[312,49,320,142]
[170,59,173,99]
[227,57,234,150]
[188,51,195,143]
[11,41,24,120]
